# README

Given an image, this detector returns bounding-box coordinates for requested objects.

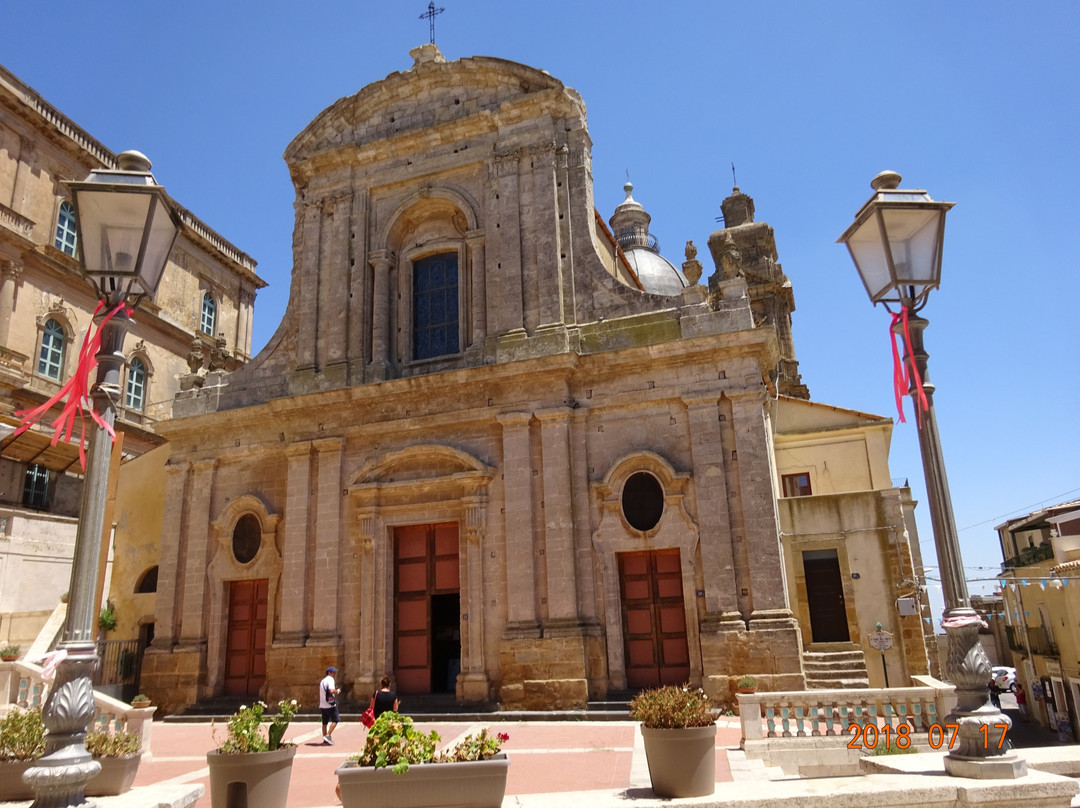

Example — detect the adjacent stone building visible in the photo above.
[0,62,262,647]
[137,45,930,712]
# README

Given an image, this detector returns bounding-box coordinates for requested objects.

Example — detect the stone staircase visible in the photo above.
[726,749,793,781]
[802,647,871,689]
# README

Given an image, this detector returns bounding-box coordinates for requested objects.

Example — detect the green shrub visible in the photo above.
[0,707,46,761]
[85,728,140,758]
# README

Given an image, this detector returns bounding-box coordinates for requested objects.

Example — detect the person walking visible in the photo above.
[370,674,399,719]
[1015,682,1028,720]
[320,666,341,745]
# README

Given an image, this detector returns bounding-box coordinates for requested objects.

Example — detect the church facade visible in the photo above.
[139,45,930,712]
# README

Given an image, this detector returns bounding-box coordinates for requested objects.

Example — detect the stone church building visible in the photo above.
[139,45,932,712]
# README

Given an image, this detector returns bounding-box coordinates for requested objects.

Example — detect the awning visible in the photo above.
[0,415,86,473]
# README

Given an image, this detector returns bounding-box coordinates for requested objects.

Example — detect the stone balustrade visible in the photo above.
[739,678,956,743]
[1,659,155,757]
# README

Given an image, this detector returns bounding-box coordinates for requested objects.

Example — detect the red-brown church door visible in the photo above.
[619,550,690,689]
[224,579,268,697]
[394,523,460,694]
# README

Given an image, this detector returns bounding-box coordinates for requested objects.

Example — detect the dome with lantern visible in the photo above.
[608,181,688,296]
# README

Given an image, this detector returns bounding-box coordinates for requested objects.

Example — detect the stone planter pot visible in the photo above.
[0,759,37,801]
[336,752,509,808]
[86,753,142,796]
[206,744,295,808]
[640,724,716,798]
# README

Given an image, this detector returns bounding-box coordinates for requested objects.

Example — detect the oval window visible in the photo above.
[232,514,262,564]
[622,472,664,531]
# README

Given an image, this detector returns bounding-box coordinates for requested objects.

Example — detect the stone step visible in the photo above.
[726,749,792,781]
[803,664,870,677]
[805,677,871,690]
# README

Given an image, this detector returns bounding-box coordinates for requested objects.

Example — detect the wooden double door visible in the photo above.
[224,579,268,697]
[619,549,691,689]
[394,523,461,694]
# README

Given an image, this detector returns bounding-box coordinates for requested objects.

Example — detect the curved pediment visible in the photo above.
[351,444,493,488]
[285,53,580,166]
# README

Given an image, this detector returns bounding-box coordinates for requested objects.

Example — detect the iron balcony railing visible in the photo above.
[92,638,142,687]
[1001,540,1055,571]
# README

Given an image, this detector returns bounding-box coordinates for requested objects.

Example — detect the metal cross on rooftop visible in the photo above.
[420,2,445,45]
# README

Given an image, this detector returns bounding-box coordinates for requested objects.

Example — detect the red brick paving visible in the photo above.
[135,718,744,806]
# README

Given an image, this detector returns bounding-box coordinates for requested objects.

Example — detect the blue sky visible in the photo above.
[6,1,1079,622]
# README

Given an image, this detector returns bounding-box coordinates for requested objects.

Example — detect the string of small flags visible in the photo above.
[1003,578,1072,591]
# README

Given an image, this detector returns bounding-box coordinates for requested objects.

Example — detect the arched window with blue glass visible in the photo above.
[55,201,78,257]
[38,318,65,380]
[412,252,459,360]
[200,291,216,336]
[126,356,148,411]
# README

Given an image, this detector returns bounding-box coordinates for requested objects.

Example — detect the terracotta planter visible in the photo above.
[206,745,295,808]
[86,753,142,796]
[336,752,509,808]
[0,654,18,662]
[0,759,37,801]
[640,724,716,798]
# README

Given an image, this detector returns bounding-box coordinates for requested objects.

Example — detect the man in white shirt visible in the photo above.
[319,666,340,745]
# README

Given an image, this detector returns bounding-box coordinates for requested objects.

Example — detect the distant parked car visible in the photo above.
[991,666,1017,692]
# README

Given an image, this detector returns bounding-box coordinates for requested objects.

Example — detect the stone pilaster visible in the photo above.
[349,192,370,375]
[535,407,578,623]
[356,512,377,685]
[152,462,188,647]
[368,250,393,380]
[178,460,216,645]
[496,412,539,635]
[684,396,741,622]
[0,259,23,346]
[466,230,486,350]
[459,496,490,700]
[278,442,312,643]
[296,202,322,371]
[488,153,524,335]
[322,194,351,369]
[310,438,343,642]
[727,389,804,691]
[729,390,789,617]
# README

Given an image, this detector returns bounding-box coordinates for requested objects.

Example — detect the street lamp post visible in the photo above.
[838,171,1025,780]
[24,151,179,808]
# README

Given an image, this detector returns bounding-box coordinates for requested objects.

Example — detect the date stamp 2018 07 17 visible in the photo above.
[846,722,1009,750]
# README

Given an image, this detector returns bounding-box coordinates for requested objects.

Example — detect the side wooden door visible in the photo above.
[224,579,268,697]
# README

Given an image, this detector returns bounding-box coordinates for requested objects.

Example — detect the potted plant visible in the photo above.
[85,727,141,796]
[335,711,510,808]
[0,706,46,801]
[629,684,716,798]
[0,644,19,661]
[206,699,298,808]
[736,676,758,694]
[130,694,152,708]
[98,602,117,632]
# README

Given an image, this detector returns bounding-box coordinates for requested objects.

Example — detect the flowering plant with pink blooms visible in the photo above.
[434,728,510,763]
[353,712,509,774]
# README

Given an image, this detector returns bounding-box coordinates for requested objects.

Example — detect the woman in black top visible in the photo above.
[371,675,400,718]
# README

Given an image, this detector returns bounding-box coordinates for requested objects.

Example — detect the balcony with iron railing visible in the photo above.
[1001,539,1055,571]
[1005,624,1058,657]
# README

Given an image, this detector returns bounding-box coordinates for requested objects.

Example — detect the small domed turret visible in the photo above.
[608,182,687,296]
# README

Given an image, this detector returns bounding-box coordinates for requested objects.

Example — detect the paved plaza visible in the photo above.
[126,716,745,807]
